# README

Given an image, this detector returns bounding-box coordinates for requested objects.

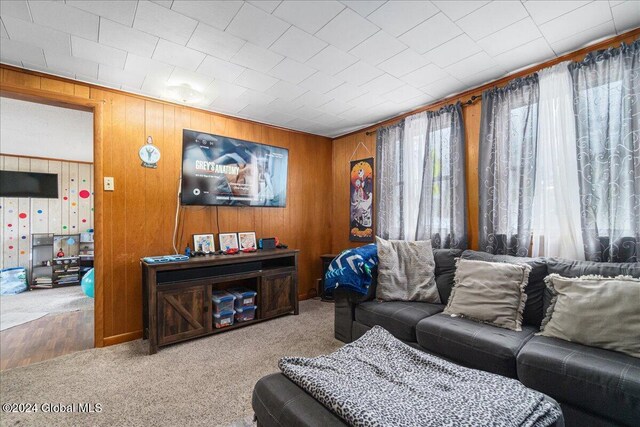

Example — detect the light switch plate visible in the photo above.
[104,177,115,191]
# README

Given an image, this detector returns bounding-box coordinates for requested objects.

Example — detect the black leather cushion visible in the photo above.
[433,249,463,304]
[517,336,640,427]
[355,301,444,342]
[546,258,640,277]
[416,313,537,378]
[253,373,346,427]
[461,250,548,327]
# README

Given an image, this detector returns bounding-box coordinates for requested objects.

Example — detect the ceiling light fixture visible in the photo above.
[166,83,203,104]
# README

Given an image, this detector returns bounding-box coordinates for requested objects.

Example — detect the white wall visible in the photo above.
[0,97,93,162]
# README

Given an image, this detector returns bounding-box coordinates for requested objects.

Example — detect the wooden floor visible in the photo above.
[0,310,94,371]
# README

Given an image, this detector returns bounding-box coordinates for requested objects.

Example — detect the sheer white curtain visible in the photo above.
[402,112,429,239]
[531,62,584,259]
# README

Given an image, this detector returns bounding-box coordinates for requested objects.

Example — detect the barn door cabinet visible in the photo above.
[142,249,299,354]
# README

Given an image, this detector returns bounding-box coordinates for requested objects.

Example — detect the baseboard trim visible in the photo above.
[103,330,143,346]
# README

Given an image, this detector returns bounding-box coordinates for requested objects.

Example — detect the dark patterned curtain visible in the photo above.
[376,103,467,249]
[569,40,640,262]
[479,76,539,256]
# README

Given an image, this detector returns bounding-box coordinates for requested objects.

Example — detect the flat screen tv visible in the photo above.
[0,170,58,198]
[180,130,289,207]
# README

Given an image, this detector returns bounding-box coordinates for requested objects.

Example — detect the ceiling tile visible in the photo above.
[268,58,317,84]
[236,88,277,105]
[99,18,158,58]
[432,1,489,21]
[445,51,500,80]
[477,17,542,57]
[248,1,282,14]
[133,0,198,45]
[273,0,345,34]
[420,75,465,99]
[98,63,145,89]
[424,34,482,68]
[401,63,448,87]
[347,91,385,109]
[152,39,205,71]
[0,38,46,66]
[270,26,327,63]
[382,84,425,103]
[29,0,99,41]
[44,51,99,79]
[226,3,290,48]
[265,80,307,101]
[168,67,215,90]
[611,1,640,32]
[197,55,245,83]
[67,0,137,26]
[350,30,407,65]
[150,1,173,8]
[305,45,358,75]
[539,1,613,43]
[377,48,430,77]
[494,37,556,73]
[316,98,354,115]
[315,8,379,51]
[263,110,297,126]
[206,80,247,100]
[399,12,462,54]
[293,90,333,108]
[2,15,71,55]
[456,1,528,41]
[234,68,279,91]
[71,36,126,68]
[1,20,10,39]
[186,23,245,61]
[298,71,344,93]
[523,1,591,25]
[269,97,305,113]
[341,1,386,17]
[367,1,439,37]
[0,0,31,21]
[125,53,175,82]
[286,117,323,131]
[459,65,504,87]
[170,1,243,31]
[230,42,284,73]
[209,97,249,115]
[335,60,384,86]
[550,20,616,55]
[359,73,405,95]
[324,83,368,102]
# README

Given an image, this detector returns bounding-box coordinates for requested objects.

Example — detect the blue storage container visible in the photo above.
[212,290,235,313]
[0,267,28,295]
[235,305,257,322]
[228,287,257,309]
[213,309,235,328]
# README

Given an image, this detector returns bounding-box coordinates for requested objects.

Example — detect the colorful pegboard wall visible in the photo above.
[0,155,94,271]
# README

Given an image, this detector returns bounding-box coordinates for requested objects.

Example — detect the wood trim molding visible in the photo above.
[102,330,143,346]
[336,27,640,139]
[0,83,106,348]
[0,153,94,165]
[0,63,326,139]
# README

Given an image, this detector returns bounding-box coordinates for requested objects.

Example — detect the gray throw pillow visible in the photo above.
[444,259,531,331]
[540,274,640,358]
[375,237,439,303]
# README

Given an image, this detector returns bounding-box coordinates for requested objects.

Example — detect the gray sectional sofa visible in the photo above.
[333,249,640,427]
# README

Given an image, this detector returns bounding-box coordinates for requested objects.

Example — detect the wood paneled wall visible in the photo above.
[1,66,332,346]
[331,29,640,254]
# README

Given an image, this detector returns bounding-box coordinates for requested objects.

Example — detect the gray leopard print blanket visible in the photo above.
[279,326,561,427]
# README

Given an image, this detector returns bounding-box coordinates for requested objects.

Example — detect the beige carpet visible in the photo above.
[0,299,341,427]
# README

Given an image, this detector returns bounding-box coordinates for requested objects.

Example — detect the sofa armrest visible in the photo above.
[334,273,377,343]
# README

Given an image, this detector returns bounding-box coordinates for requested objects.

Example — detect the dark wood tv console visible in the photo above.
[142,249,299,354]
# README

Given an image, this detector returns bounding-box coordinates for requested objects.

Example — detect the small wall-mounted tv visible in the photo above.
[0,170,59,198]
[180,130,288,207]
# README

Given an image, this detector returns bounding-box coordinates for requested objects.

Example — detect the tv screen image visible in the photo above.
[0,170,59,198]
[180,130,288,207]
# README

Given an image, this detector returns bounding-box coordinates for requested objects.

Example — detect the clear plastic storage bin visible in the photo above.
[213,310,235,328]
[235,305,257,322]
[212,290,235,313]
[229,288,257,309]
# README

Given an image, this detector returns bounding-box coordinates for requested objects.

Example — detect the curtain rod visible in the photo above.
[364,95,482,136]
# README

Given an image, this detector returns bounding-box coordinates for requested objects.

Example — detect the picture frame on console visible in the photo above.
[238,232,257,250]
[219,233,239,251]
[193,233,215,253]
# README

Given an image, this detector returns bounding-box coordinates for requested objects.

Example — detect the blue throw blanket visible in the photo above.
[324,244,378,296]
